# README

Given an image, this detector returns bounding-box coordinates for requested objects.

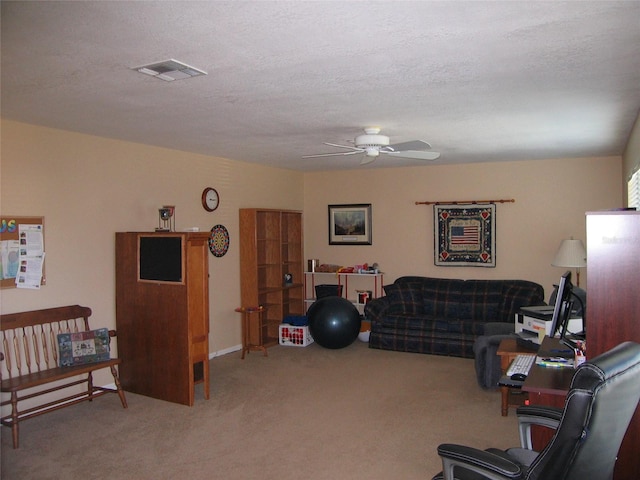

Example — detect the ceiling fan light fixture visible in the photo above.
[355,134,389,148]
[364,147,380,157]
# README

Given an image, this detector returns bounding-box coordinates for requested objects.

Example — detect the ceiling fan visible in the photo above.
[303,127,440,165]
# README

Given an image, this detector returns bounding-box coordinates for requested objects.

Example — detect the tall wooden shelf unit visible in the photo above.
[586,211,640,479]
[239,209,304,349]
[115,231,210,406]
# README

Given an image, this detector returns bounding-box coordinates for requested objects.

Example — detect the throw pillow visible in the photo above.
[57,328,111,367]
[383,283,423,314]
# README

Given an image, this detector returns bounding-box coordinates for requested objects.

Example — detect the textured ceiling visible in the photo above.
[2,1,639,171]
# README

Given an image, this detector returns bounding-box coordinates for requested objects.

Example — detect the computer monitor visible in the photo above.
[548,271,573,338]
[560,291,586,348]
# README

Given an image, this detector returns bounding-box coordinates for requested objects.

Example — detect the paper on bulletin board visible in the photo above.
[15,224,45,289]
[0,216,46,289]
[0,240,20,280]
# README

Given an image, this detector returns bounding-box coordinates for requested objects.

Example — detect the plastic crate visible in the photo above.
[279,324,314,347]
[283,315,308,326]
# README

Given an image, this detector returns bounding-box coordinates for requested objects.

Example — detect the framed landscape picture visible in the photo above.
[434,203,496,267]
[328,204,372,245]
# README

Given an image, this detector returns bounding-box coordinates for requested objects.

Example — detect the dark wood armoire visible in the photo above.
[586,211,640,479]
[115,232,210,406]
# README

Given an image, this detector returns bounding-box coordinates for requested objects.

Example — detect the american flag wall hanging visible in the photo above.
[434,204,496,267]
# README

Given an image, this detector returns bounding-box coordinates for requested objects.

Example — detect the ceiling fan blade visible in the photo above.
[360,156,377,165]
[387,140,431,151]
[302,150,361,158]
[323,142,361,151]
[386,150,441,160]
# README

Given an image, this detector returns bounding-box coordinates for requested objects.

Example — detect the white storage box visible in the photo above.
[279,324,314,347]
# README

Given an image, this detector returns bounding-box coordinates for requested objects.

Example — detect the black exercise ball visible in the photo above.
[307,296,361,349]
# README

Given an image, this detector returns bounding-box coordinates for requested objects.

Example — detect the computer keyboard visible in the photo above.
[506,354,536,377]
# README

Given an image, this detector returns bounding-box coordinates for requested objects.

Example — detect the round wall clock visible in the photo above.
[208,224,229,257]
[201,187,220,212]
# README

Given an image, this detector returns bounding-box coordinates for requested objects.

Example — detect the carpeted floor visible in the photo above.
[1,341,519,480]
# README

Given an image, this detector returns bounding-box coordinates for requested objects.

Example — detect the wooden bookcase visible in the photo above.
[586,211,640,479]
[115,231,210,406]
[239,209,304,349]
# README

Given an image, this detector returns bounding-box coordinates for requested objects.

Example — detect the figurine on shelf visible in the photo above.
[356,262,380,274]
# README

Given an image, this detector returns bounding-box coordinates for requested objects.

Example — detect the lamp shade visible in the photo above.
[552,239,587,268]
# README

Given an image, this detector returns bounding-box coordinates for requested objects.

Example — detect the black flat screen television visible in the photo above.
[138,235,183,283]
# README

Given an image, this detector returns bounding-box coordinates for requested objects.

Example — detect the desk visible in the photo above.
[522,336,574,397]
[497,338,534,416]
[522,336,574,449]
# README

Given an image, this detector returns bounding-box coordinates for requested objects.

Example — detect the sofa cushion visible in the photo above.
[378,314,485,336]
[383,282,423,314]
[457,280,504,322]
[499,281,545,322]
[421,278,464,319]
[368,327,476,358]
[378,313,437,331]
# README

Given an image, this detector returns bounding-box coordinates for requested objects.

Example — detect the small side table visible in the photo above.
[497,338,533,416]
[235,306,268,359]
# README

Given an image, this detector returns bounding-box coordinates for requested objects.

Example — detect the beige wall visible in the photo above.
[0,120,304,374]
[303,156,622,297]
[0,120,624,364]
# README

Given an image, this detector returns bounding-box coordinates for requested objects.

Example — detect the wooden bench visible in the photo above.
[0,305,128,448]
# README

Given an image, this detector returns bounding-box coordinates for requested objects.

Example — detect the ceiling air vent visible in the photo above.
[132,59,207,82]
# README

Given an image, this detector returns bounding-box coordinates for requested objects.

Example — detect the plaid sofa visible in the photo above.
[365,276,544,358]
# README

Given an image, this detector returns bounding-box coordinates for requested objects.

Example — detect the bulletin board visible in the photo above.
[0,216,46,289]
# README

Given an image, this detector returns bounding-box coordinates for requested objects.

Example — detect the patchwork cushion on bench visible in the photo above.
[57,328,111,367]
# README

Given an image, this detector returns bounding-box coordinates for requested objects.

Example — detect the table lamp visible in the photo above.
[552,238,587,286]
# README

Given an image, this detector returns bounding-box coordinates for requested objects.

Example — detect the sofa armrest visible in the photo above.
[364,296,392,324]
[484,322,515,336]
[499,281,546,322]
[474,333,516,389]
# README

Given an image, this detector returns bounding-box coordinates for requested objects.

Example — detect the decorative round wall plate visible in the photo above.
[208,224,230,257]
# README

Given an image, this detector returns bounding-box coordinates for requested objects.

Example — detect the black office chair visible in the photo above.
[433,341,640,480]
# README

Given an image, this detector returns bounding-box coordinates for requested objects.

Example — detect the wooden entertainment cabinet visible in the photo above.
[115,232,210,406]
